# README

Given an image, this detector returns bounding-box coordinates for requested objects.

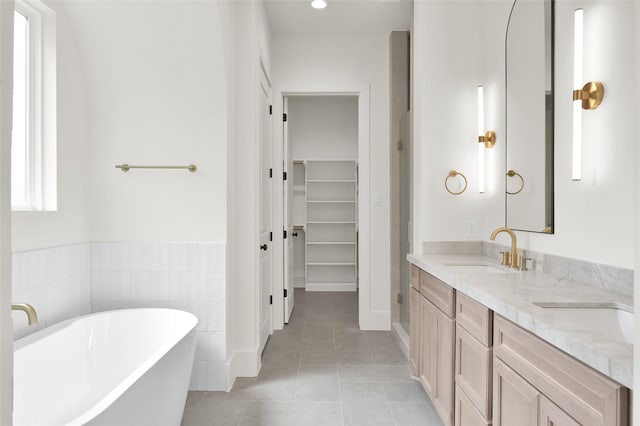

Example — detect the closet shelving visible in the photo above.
[304,160,358,292]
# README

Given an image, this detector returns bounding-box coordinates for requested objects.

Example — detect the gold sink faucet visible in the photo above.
[490,227,519,269]
[12,303,38,325]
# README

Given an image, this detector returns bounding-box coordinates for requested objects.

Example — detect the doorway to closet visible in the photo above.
[283,95,359,324]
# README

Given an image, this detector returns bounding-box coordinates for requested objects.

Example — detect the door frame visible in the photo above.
[0,2,13,423]
[271,84,370,330]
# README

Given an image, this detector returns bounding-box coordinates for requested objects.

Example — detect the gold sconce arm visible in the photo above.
[573,81,604,110]
[445,170,468,195]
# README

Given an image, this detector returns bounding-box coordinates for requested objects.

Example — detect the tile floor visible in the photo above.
[181,289,444,426]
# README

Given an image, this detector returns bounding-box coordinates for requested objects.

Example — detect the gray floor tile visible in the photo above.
[383,382,429,403]
[295,365,340,401]
[338,365,413,383]
[181,396,248,426]
[342,401,396,426]
[182,289,428,426]
[239,402,343,426]
[390,403,444,426]
[340,382,386,402]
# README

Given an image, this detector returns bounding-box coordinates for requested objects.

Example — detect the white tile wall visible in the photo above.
[90,242,227,391]
[12,244,92,339]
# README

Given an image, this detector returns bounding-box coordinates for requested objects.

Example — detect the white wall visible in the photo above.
[273,34,391,329]
[413,0,637,271]
[288,95,358,160]
[12,0,91,252]
[413,1,504,251]
[222,0,273,388]
[62,0,228,244]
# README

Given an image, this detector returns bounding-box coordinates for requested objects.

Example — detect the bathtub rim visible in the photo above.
[14,308,198,426]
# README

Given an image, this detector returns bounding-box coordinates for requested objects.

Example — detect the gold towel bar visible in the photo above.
[116,164,197,173]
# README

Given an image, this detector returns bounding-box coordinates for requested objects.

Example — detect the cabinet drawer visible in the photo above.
[456,385,490,426]
[494,315,629,426]
[456,292,492,346]
[410,264,420,290]
[420,270,455,317]
[455,324,492,419]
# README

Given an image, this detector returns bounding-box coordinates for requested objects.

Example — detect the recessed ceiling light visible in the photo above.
[311,0,327,9]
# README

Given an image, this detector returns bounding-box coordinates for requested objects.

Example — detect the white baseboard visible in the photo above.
[359,309,391,330]
[227,349,261,391]
[392,322,410,358]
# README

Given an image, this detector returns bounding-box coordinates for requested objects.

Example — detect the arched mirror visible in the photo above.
[505,0,554,233]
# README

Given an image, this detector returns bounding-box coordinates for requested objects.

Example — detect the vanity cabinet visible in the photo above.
[454,293,493,426]
[409,287,420,377]
[419,270,456,426]
[494,315,629,426]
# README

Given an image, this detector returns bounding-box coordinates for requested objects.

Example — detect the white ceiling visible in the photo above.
[264,0,412,35]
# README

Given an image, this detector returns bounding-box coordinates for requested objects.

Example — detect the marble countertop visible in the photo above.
[408,253,633,388]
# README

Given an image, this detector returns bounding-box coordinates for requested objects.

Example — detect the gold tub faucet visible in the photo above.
[12,303,38,325]
[490,227,519,269]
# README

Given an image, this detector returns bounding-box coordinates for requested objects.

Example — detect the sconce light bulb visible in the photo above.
[477,85,486,193]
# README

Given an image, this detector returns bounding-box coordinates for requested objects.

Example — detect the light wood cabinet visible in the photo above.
[410,287,420,378]
[494,358,540,426]
[419,277,455,426]
[494,315,629,426]
[539,395,581,426]
[455,324,492,419]
[419,295,436,396]
[455,385,490,426]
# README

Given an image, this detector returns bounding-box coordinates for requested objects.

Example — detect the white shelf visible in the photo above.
[304,160,358,291]
[307,200,356,203]
[307,179,356,183]
[307,241,356,245]
[307,221,356,224]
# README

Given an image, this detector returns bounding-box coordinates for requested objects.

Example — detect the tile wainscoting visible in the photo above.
[12,241,227,391]
[12,243,92,339]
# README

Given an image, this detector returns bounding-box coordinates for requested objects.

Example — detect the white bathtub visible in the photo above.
[13,309,197,426]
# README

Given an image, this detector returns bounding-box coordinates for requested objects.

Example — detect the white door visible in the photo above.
[283,97,295,323]
[258,68,273,352]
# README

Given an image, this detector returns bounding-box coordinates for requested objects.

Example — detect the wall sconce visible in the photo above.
[477,85,496,193]
[572,8,604,181]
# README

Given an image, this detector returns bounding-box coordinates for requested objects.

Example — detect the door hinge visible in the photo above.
[397,293,403,304]
[283,113,288,122]
[284,289,288,298]
[270,232,273,241]
[396,139,403,151]
[269,295,273,305]
[283,230,288,239]
[283,171,288,181]
[269,105,273,115]
[269,168,273,178]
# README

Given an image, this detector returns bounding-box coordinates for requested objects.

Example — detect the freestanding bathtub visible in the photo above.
[13,308,197,426]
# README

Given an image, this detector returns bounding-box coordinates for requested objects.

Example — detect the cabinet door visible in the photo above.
[538,396,580,426]
[410,287,420,378]
[455,324,492,419]
[431,304,455,426]
[419,295,435,396]
[494,358,540,426]
[456,386,490,426]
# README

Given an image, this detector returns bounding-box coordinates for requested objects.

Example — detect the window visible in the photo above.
[11,0,56,211]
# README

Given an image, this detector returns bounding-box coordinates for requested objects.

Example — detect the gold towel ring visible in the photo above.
[445,170,467,195]
[506,170,524,195]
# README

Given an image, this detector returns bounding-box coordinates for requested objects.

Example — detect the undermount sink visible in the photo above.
[443,263,514,274]
[533,302,634,344]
